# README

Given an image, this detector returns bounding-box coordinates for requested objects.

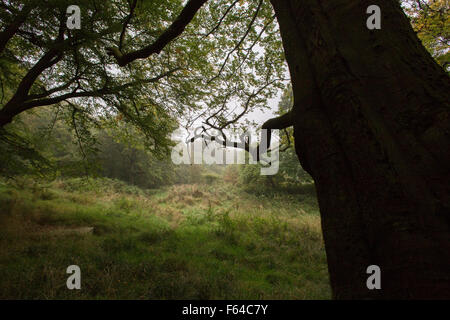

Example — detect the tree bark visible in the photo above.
[271,0,450,299]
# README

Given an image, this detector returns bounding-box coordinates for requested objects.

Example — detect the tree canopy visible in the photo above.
[0,0,447,175]
[0,0,286,153]
[401,0,449,69]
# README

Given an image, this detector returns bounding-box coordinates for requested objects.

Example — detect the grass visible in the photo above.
[0,177,331,299]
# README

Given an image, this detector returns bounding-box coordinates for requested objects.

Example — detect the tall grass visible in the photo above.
[0,177,330,299]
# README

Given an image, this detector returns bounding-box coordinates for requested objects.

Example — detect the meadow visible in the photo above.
[0,176,330,299]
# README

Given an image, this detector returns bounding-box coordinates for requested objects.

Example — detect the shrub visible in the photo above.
[203,173,219,185]
[223,166,239,184]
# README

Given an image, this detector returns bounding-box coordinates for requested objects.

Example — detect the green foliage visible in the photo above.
[402,0,449,69]
[239,164,262,185]
[223,165,240,184]
[0,128,53,177]
[96,129,177,188]
[203,172,220,185]
[1,0,286,162]
[1,0,180,150]
[174,164,206,185]
[0,0,289,185]
[59,177,145,196]
[278,148,314,185]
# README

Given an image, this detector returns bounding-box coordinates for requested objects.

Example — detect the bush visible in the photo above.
[58,177,145,195]
[223,166,239,184]
[203,173,219,185]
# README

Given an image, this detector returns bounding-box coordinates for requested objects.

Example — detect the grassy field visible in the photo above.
[0,177,331,299]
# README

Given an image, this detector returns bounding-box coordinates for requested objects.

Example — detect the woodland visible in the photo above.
[0,0,449,299]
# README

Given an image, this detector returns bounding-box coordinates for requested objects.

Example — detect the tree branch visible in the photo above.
[107,0,209,66]
[203,0,239,37]
[22,68,181,109]
[0,4,31,54]
[205,79,278,130]
[119,0,138,51]
[207,0,263,83]
[189,110,294,163]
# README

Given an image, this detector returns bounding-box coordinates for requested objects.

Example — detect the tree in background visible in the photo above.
[402,0,449,69]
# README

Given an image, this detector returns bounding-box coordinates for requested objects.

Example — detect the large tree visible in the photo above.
[1,0,449,299]
[271,0,450,299]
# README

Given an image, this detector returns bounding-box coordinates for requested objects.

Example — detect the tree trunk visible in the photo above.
[270,0,450,299]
